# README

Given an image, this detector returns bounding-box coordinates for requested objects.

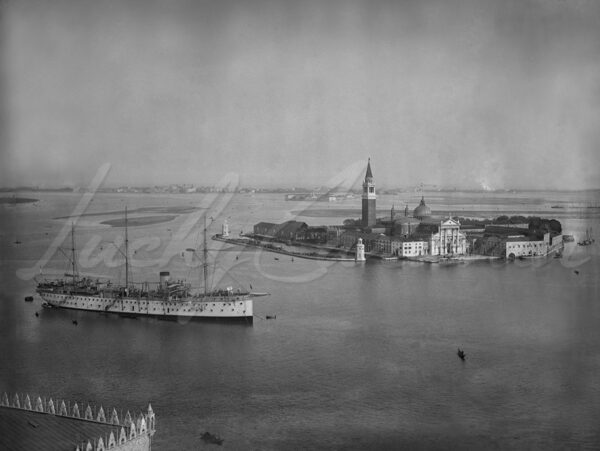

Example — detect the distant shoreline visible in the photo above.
[54,205,200,220]
[0,197,38,204]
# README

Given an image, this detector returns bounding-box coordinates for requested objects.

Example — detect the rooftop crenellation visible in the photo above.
[0,392,155,451]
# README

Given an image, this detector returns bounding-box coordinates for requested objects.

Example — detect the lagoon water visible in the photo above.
[1,190,599,449]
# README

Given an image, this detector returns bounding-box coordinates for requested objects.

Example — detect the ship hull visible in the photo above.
[38,291,253,323]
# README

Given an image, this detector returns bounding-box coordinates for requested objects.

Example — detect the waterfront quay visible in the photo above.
[212,234,356,262]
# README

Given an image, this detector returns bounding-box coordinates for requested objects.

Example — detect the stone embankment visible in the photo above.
[213,236,503,263]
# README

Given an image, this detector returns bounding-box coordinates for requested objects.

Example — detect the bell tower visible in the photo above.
[362,158,376,228]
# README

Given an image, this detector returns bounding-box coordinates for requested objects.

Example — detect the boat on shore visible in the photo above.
[36,212,261,323]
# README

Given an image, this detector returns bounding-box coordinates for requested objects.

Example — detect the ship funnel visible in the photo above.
[159,271,170,288]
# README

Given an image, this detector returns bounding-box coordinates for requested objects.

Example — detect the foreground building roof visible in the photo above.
[0,392,155,451]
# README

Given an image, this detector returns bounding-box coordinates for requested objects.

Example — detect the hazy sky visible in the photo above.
[2,0,600,190]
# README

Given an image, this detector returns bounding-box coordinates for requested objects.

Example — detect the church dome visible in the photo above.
[413,196,431,219]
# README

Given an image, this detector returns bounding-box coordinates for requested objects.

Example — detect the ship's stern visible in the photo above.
[245,298,254,320]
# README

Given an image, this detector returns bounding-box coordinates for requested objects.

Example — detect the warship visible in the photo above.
[36,211,258,323]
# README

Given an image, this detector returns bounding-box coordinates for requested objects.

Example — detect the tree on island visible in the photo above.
[343,219,361,229]
[528,217,562,239]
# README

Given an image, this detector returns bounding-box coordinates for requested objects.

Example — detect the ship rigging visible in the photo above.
[36,209,259,322]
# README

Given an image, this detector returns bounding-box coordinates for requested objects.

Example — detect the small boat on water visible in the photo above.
[578,228,595,246]
[457,348,466,360]
[24,296,34,302]
[201,432,223,446]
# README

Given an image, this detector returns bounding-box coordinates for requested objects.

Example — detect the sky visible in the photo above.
[1,0,600,190]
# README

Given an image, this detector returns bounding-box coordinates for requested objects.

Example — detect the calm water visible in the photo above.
[1,191,599,450]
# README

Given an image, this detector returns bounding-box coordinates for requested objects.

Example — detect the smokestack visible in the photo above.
[159,271,170,288]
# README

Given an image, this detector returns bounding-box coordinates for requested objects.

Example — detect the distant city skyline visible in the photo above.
[2,0,600,191]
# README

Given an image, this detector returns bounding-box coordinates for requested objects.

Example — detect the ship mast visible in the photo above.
[125,206,129,288]
[203,215,208,296]
[71,222,78,282]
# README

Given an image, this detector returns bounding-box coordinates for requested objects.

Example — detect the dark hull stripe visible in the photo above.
[43,304,254,324]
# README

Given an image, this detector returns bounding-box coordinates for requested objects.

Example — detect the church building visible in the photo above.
[429,218,468,256]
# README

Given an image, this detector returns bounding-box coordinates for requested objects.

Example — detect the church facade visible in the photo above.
[429,218,468,256]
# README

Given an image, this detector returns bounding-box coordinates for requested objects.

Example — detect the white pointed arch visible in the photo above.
[85,404,93,420]
[24,394,32,410]
[97,406,106,422]
[108,431,116,448]
[123,410,132,427]
[139,417,147,434]
[110,408,119,425]
[72,402,81,418]
[129,422,137,440]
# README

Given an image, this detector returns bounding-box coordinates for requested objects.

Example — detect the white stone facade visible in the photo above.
[355,238,366,261]
[398,240,428,257]
[505,233,562,258]
[429,219,467,256]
